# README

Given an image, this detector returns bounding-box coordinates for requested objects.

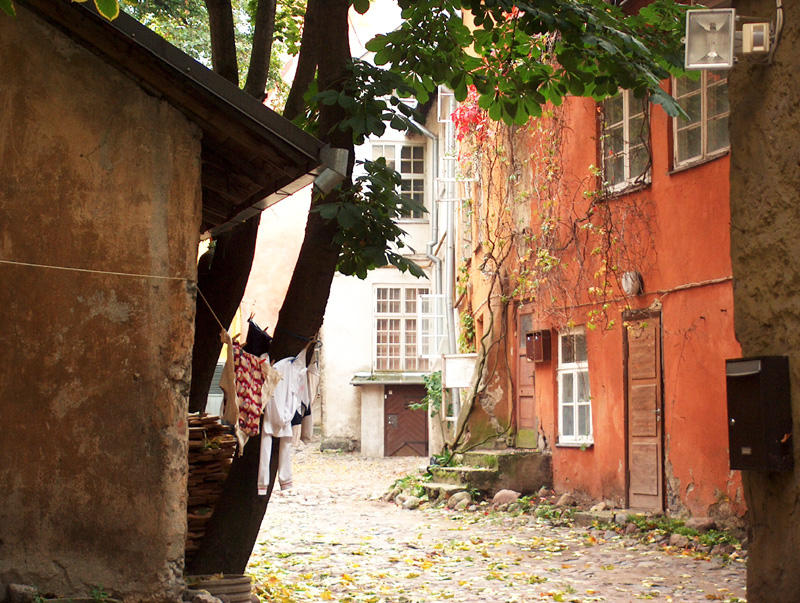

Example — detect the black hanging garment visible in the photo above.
[243,318,272,356]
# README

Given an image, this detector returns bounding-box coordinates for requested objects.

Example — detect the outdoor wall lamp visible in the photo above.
[684,2,784,70]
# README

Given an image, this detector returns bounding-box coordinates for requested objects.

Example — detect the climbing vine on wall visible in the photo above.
[447,79,656,452]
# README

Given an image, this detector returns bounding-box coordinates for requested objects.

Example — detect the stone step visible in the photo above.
[444,449,553,496]
[430,466,498,491]
[454,451,499,469]
[456,449,542,470]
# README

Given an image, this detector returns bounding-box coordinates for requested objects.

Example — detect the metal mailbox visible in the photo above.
[726,356,793,471]
[525,330,551,363]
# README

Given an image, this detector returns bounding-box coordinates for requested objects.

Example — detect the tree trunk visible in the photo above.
[204,0,239,86]
[243,0,277,99]
[186,208,343,575]
[188,218,260,412]
[188,0,353,574]
[728,2,800,600]
[282,0,321,121]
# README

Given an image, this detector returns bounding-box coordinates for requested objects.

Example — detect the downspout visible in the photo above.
[443,117,458,357]
[414,116,460,443]
[414,119,456,354]
[414,121,442,296]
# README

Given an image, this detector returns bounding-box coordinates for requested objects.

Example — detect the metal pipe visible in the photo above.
[413,120,443,295]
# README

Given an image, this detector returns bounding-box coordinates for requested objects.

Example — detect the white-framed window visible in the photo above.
[557,328,592,445]
[672,72,729,169]
[602,90,650,192]
[375,285,430,371]
[417,293,446,359]
[372,142,426,219]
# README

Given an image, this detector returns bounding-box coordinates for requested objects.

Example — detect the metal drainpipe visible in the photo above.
[415,117,460,433]
[443,117,457,357]
[414,121,442,296]
[414,119,456,354]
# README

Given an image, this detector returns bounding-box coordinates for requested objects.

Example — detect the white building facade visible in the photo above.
[319,91,461,457]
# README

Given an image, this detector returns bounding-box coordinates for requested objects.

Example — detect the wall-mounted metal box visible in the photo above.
[525,330,551,363]
[726,356,793,471]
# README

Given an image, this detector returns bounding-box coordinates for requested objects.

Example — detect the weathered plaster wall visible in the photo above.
[360,386,385,457]
[0,8,201,601]
[320,271,376,448]
[728,1,800,598]
[240,190,310,332]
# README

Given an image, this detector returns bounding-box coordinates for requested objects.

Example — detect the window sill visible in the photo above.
[556,440,594,449]
[669,149,730,175]
[396,218,429,224]
[603,179,651,199]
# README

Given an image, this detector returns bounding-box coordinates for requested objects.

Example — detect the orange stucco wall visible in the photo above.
[461,89,744,519]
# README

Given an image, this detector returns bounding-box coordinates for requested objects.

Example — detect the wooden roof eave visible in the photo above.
[19,0,326,233]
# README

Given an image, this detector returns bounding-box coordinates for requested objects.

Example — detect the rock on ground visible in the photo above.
[555,492,576,507]
[401,495,421,510]
[492,489,520,507]
[685,517,717,532]
[447,491,472,509]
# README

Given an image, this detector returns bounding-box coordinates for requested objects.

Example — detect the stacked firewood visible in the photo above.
[186,413,237,561]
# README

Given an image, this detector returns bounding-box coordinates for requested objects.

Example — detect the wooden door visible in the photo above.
[384,385,428,457]
[625,314,664,511]
[516,308,537,448]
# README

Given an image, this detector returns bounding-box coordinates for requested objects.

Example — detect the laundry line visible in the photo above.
[0,257,192,282]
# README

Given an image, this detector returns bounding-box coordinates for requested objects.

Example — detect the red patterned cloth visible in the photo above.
[233,342,267,437]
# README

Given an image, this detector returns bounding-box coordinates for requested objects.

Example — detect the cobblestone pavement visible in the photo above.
[247,446,746,602]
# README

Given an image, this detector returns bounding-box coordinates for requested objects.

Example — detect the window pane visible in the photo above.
[401,146,411,159]
[562,403,574,437]
[376,286,432,372]
[678,92,702,125]
[628,115,648,145]
[675,75,701,97]
[561,373,574,403]
[405,288,418,313]
[376,288,388,313]
[574,335,587,363]
[604,95,623,126]
[400,159,411,173]
[389,289,400,313]
[405,319,417,366]
[677,126,702,162]
[372,145,395,169]
[707,80,729,118]
[519,314,533,347]
[561,335,574,364]
[413,146,424,160]
[606,155,624,186]
[577,370,590,401]
[708,116,729,154]
[629,144,650,181]
[606,125,624,156]
[578,403,591,437]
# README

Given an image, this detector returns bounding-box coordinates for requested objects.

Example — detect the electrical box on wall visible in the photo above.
[525,330,551,363]
[726,356,793,472]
